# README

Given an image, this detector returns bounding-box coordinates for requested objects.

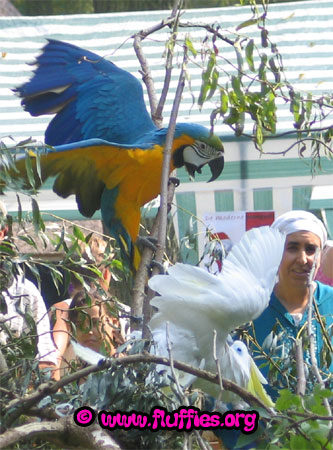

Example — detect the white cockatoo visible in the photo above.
[148,226,285,406]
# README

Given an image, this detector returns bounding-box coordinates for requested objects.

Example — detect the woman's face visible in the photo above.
[278,231,321,288]
[75,304,114,353]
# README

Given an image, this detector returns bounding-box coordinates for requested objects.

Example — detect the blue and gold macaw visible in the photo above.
[11,40,224,269]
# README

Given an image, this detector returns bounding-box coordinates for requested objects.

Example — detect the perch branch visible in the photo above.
[4,352,275,426]
[307,248,332,417]
[0,416,120,450]
[295,337,306,396]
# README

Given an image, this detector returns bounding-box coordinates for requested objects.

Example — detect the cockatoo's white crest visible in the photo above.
[148,226,285,405]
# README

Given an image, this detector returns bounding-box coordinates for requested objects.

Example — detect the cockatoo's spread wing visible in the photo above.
[148,226,285,403]
[149,226,285,346]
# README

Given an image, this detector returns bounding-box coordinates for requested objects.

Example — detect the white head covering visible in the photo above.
[271,210,327,247]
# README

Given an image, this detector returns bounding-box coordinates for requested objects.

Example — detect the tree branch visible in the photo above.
[295,337,306,396]
[131,0,183,333]
[307,249,332,417]
[4,352,275,424]
[0,416,120,450]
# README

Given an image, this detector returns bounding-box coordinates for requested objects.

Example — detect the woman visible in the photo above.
[58,291,123,377]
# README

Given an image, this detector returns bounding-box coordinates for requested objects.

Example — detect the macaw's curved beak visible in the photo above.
[207,155,224,182]
[184,154,224,182]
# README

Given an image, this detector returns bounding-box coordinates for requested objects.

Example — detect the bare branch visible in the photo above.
[165,321,211,450]
[132,5,183,126]
[153,46,188,270]
[213,329,224,396]
[141,179,179,338]
[131,0,184,333]
[178,21,235,46]
[307,248,332,417]
[0,416,120,450]
[155,1,182,121]
[295,338,306,396]
[4,352,275,424]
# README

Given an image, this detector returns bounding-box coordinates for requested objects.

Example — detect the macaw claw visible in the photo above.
[168,176,180,187]
[149,260,165,275]
[137,235,158,252]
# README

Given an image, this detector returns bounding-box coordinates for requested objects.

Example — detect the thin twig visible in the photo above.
[166,321,186,404]
[155,1,182,121]
[153,47,188,270]
[165,322,210,450]
[141,42,189,335]
[295,337,306,396]
[131,0,183,333]
[307,248,332,417]
[133,177,178,337]
[213,330,224,397]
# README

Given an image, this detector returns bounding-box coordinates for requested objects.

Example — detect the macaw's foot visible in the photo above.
[137,235,158,252]
[168,176,180,187]
[148,259,165,275]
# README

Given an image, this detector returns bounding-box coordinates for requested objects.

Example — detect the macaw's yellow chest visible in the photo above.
[89,137,194,241]
[97,142,181,208]
[94,145,170,241]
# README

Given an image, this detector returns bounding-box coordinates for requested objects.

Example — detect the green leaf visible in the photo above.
[35,149,42,183]
[313,385,332,399]
[206,68,219,101]
[290,434,313,450]
[236,425,262,448]
[185,35,197,57]
[236,17,261,31]
[220,88,229,115]
[268,56,281,83]
[16,194,22,225]
[55,225,66,252]
[17,235,38,249]
[31,197,45,232]
[198,79,210,107]
[0,243,16,256]
[245,39,255,72]
[235,111,245,136]
[198,52,217,107]
[231,75,243,99]
[223,107,240,125]
[24,150,36,190]
[275,389,302,410]
[73,225,85,241]
[305,93,313,121]
[255,122,263,148]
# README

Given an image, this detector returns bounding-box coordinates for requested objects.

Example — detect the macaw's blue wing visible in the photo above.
[9,138,170,269]
[14,39,156,146]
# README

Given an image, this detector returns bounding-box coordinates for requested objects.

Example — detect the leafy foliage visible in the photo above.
[187,2,333,160]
